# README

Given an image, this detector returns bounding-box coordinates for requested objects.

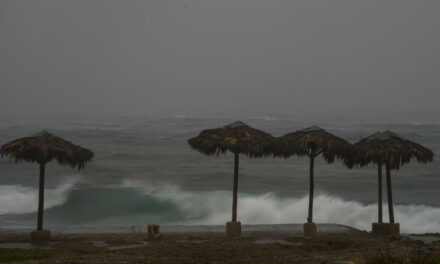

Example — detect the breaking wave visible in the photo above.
[0,176,81,215]
[1,180,439,234]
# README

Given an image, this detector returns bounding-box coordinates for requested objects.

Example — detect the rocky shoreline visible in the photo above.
[0,229,439,263]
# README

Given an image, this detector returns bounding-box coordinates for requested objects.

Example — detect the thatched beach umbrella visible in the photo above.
[349,130,434,227]
[275,126,354,233]
[188,121,273,236]
[0,131,93,240]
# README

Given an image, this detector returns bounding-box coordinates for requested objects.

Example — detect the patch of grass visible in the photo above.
[0,253,48,263]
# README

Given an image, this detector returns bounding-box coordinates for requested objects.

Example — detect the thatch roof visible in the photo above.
[348,130,434,169]
[0,130,94,169]
[188,121,274,157]
[274,126,354,162]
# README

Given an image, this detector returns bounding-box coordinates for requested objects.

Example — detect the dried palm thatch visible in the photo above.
[188,121,275,224]
[348,130,434,224]
[274,126,355,225]
[274,125,354,162]
[349,130,434,170]
[188,121,274,158]
[0,130,94,231]
[1,130,94,169]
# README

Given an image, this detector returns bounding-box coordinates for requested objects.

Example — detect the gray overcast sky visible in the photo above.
[1,0,439,118]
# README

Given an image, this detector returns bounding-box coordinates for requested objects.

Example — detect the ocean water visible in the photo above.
[0,114,439,234]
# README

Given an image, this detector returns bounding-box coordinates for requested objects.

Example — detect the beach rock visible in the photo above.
[148,224,161,240]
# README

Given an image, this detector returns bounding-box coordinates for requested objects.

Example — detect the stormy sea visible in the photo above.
[0,113,439,234]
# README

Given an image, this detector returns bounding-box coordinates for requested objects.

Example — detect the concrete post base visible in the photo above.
[372,223,400,237]
[147,224,161,240]
[226,221,241,239]
[30,230,51,244]
[303,222,317,237]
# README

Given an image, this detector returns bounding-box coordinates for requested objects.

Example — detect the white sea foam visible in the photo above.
[0,176,81,215]
[120,181,440,233]
[1,179,439,234]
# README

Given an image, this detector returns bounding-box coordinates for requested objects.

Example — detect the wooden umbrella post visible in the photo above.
[386,165,394,223]
[31,162,51,243]
[232,153,239,222]
[304,148,317,237]
[227,152,241,239]
[37,163,45,231]
[378,163,383,223]
[307,153,315,223]
[372,164,399,237]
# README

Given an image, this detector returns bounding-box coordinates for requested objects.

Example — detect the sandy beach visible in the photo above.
[1,225,440,263]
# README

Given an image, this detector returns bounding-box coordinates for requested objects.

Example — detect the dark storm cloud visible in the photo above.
[1,0,439,117]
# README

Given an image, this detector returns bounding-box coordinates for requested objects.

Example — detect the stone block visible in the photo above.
[303,222,317,237]
[372,223,400,237]
[30,230,51,244]
[226,221,241,239]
